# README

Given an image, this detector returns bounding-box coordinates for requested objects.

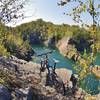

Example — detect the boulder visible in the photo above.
[55,68,72,83]
[0,85,11,100]
[1,56,99,100]
[96,93,100,100]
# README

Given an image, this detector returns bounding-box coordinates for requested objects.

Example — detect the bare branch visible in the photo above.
[0,0,28,24]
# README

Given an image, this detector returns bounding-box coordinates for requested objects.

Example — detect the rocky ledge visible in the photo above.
[57,37,81,61]
[0,56,100,100]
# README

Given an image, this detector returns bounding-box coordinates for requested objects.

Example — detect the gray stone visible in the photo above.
[0,85,11,100]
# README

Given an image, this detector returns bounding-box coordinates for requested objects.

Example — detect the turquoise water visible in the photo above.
[32,45,75,70]
[32,45,100,95]
[95,54,100,65]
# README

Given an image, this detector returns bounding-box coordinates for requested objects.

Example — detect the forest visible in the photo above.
[0,19,100,59]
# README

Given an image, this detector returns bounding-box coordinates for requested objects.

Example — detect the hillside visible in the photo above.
[0,19,100,60]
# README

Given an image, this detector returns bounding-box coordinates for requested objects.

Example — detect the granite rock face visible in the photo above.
[57,37,81,61]
[0,56,100,100]
[0,85,11,100]
[44,36,56,47]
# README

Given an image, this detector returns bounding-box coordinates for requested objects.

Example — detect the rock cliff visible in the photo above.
[57,37,81,61]
[0,56,99,100]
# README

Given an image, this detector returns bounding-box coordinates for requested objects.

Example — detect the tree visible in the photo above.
[58,0,100,41]
[0,0,28,24]
[58,0,100,27]
[0,0,27,51]
[58,0,100,93]
[0,0,34,59]
[58,0,100,68]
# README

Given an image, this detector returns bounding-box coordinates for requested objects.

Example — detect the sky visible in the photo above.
[8,0,100,26]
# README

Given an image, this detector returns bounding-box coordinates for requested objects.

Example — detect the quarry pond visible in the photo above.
[32,45,100,95]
